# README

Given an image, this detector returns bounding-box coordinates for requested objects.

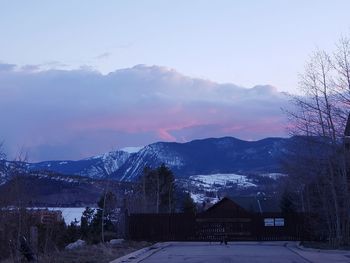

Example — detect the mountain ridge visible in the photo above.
[1,136,292,184]
[0,136,296,206]
[112,136,290,181]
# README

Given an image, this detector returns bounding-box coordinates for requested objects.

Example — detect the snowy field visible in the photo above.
[259,173,287,180]
[189,173,257,189]
[187,173,257,204]
[190,193,219,203]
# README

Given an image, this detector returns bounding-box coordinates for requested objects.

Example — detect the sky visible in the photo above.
[0,0,349,161]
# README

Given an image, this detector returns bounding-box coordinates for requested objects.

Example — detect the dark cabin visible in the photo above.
[196,197,291,241]
[198,197,251,218]
[229,196,281,213]
[127,197,307,241]
[196,197,254,240]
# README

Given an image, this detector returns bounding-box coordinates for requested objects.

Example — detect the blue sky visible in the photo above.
[0,1,349,161]
[1,0,349,92]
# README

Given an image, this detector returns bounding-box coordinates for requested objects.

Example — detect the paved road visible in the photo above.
[133,242,350,263]
[139,242,307,263]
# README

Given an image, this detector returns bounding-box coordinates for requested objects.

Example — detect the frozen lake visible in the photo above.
[29,207,89,225]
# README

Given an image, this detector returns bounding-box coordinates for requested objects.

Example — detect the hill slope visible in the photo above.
[113,137,290,181]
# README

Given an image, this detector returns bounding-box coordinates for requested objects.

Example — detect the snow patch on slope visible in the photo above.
[119,143,185,181]
[259,173,287,180]
[189,173,257,189]
[190,193,219,204]
[82,150,131,178]
[120,146,143,154]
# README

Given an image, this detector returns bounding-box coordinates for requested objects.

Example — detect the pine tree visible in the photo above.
[80,207,95,239]
[280,190,296,214]
[92,191,118,242]
[157,164,175,213]
[140,164,176,213]
[182,193,196,214]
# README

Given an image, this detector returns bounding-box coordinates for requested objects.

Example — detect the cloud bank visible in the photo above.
[0,63,289,161]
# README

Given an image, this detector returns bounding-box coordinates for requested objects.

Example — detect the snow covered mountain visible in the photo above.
[0,160,10,186]
[0,160,29,186]
[0,148,140,185]
[26,149,136,179]
[0,137,295,205]
[112,137,290,181]
[1,136,292,184]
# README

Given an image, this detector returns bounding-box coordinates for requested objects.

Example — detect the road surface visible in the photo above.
[111,242,350,263]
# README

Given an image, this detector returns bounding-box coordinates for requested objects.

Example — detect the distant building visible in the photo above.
[24,209,64,225]
[37,210,63,225]
[0,208,64,227]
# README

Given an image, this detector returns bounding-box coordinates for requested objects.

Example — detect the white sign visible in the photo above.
[264,218,274,226]
[274,218,285,227]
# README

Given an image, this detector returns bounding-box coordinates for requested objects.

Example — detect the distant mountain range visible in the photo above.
[26,150,131,179]
[114,137,290,181]
[1,137,291,184]
[0,136,296,206]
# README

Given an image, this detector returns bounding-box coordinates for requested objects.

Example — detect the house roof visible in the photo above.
[198,197,251,218]
[229,196,281,213]
[198,196,281,219]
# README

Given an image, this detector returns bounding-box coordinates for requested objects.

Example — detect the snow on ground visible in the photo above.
[190,193,219,204]
[190,193,205,203]
[120,146,143,153]
[259,173,287,180]
[182,173,284,204]
[189,173,257,189]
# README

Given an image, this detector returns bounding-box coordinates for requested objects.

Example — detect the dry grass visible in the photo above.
[1,241,152,263]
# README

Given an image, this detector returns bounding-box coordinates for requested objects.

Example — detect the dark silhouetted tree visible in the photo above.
[181,193,197,214]
[92,191,117,242]
[280,190,296,214]
[140,164,175,213]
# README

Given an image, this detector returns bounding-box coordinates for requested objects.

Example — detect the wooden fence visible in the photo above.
[127,213,196,241]
[127,212,309,241]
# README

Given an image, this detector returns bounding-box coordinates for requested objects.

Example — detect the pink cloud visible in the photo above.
[0,64,290,161]
[157,129,176,141]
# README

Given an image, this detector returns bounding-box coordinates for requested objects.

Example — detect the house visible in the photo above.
[196,197,253,240]
[196,197,290,240]
[26,209,64,225]
[127,197,306,241]
[228,196,281,213]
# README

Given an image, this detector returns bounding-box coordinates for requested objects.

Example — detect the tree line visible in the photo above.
[0,156,197,261]
[284,35,350,247]
[69,164,197,247]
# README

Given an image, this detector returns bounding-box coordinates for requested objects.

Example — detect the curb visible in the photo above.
[296,242,350,254]
[109,242,172,263]
[285,242,314,263]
